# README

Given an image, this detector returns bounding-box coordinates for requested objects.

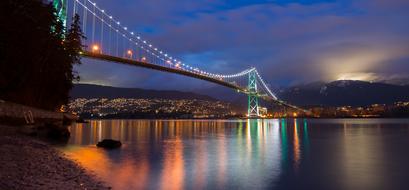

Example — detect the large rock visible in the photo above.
[45,123,70,141]
[97,139,122,149]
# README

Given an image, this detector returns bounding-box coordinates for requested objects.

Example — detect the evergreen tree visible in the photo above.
[0,0,84,110]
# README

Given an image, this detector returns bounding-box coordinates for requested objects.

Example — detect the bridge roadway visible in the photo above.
[81,51,307,112]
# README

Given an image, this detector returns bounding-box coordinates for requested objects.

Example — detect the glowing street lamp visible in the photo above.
[126,50,133,59]
[141,57,147,62]
[91,44,101,53]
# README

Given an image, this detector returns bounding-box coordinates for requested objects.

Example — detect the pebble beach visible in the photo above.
[0,129,110,190]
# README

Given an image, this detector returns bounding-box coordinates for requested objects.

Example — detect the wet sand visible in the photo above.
[0,131,110,190]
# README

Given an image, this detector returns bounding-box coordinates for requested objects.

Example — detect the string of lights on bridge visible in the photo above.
[71,0,278,101]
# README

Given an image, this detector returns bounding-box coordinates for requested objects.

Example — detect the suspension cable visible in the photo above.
[76,0,258,79]
[82,0,87,38]
[254,69,278,100]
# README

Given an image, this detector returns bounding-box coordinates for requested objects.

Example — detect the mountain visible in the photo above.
[71,81,409,108]
[70,84,216,100]
[279,80,409,107]
[377,78,409,86]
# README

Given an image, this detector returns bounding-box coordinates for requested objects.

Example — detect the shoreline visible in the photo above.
[78,116,409,121]
[0,127,110,190]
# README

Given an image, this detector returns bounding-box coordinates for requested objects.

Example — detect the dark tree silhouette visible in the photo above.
[0,0,84,110]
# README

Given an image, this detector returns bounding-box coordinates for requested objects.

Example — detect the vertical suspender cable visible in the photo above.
[135,42,138,60]
[127,38,130,58]
[100,11,104,54]
[65,0,69,27]
[82,0,87,41]
[116,31,119,57]
[122,35,125,58]
[108,19,111,55]
[73,0,77,18]
[92,5,95,44]
[138,44,141,61]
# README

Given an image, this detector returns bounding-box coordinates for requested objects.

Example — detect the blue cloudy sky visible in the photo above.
[76,0,409,90]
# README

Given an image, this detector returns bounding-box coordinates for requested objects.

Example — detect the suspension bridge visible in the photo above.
[54,0,307,117]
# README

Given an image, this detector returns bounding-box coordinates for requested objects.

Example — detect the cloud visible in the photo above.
[78,0,409,89]
[336,72,378,81]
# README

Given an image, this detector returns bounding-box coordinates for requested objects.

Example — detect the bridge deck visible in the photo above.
[82,51,245,91]
[81,51,307,112]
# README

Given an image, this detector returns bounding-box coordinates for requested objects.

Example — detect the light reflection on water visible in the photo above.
[61,119,409,190]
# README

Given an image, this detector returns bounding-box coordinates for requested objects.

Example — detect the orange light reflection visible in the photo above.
[293,119,300,170]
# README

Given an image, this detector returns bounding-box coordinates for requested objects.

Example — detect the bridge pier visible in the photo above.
[53,0,67,28]
[248,70,260,117]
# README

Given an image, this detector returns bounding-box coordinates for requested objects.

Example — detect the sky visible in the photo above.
[76,0,409,90]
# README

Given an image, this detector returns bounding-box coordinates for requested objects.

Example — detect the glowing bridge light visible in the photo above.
[141,57,147,62]
[91,44,100,53]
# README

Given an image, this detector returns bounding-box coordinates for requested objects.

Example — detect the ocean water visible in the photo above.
[60,119,409,190]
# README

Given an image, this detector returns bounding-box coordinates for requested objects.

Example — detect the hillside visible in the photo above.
[71,81,409,108]
[279,80,409,107]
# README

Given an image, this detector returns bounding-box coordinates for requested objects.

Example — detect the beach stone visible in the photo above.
[96,139,122,149]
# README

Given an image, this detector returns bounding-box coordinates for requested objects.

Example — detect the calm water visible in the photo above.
[60,119,409,190]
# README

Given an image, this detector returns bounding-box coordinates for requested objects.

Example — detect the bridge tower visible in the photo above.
[53,0,67,28]
[248,69,260,117]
